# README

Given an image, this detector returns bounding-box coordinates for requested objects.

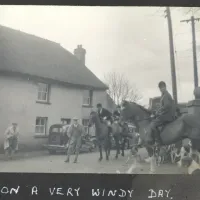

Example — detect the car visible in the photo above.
[43,124,95,154]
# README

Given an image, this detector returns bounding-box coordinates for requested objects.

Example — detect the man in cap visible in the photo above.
[65,117,86,163]
[4,122,19,159]
[96,103,112,124]
[147,81,176,144]
[96,103,113,141]
[113,105,121,121]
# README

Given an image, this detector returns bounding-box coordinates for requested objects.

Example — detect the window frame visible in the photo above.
[35,117,48,136]
[37,82,50,103]
[82,90,93,107]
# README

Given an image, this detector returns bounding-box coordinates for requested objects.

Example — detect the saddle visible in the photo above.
[156,120,174,133]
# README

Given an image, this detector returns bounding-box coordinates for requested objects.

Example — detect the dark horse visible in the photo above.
[88,111,111,161]
[120,101,200,173]
[111,121,133,159]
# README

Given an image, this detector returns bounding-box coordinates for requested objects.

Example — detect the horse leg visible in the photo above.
[146,147,156,174]
[99,143,103,161]
[149,155,156,174]
[107,136,111,157]
[145,147,153,163]
[114,136,119,159]
[126,155,138,174]
[105,139,110,161]
[190,139,200,164]
[121,138,125,157]
[5,148,10,160]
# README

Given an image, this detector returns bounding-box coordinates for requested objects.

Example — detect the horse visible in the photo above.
[88,111,111,161]
[120,100,200,174]
[111,120,132,159]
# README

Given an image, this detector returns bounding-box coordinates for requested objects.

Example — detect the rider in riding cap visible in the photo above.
[113,105,121,122]
[96,103,113,137]
[96,103,112,124]
[148,81,176,144]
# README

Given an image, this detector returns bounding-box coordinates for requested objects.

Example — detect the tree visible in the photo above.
[104,71,142,105]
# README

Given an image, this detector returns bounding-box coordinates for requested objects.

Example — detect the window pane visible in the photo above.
[36,118,40,125]
[40,126,45,133]
[38,91,47,101]
[83,97,90,105]
[41,92,47,101]
[38,83,48,92]
[42,84,48,92]
[35,126,40,133]
[40,118,45,125]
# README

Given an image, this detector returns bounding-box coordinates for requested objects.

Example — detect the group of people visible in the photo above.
[97,80,178,145]
[65,80,177,163]
[64,104,125,163]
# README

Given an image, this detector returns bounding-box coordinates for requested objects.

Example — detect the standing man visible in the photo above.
[65,117,86,163]
[4,123,19,159]
[148,81,176,144]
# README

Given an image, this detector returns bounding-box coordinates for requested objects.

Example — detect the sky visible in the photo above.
[0,6,200,106]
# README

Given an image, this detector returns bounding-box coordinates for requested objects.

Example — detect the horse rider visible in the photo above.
[147,81,176,145]
[96,103,112,125]
[113,105,121,122]
[96,103,113,142]
[65,117,86,163]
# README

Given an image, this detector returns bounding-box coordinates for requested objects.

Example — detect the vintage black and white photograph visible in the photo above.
[0,6,200,174]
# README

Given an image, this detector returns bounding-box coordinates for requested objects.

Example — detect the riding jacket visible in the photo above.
[156,90,176,122]
[113,110,121,120]
[98,108,112,122]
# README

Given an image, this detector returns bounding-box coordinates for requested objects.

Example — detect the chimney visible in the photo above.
[74,45,86,65]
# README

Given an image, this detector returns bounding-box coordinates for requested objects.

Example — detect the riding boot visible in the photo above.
[74,151,79,163]
[65,148,71,163]
[65,155,70,163]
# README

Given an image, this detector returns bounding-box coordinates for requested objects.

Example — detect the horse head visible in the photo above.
[88,111,101,127]
[120,100,151,123]
[120,101,154,145]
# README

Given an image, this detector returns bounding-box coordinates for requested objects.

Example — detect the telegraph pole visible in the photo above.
[165,7,178,105]
[181,16,200,88]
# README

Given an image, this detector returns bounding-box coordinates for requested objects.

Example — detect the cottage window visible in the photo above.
[61,118,71,125]
[82,119,89,134]
[83,90,93,106]
[37,83,49,102]
[35,117,48,135]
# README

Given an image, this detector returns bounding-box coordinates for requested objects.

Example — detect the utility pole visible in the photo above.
[181,16,200,89]
[165,7,178,105]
